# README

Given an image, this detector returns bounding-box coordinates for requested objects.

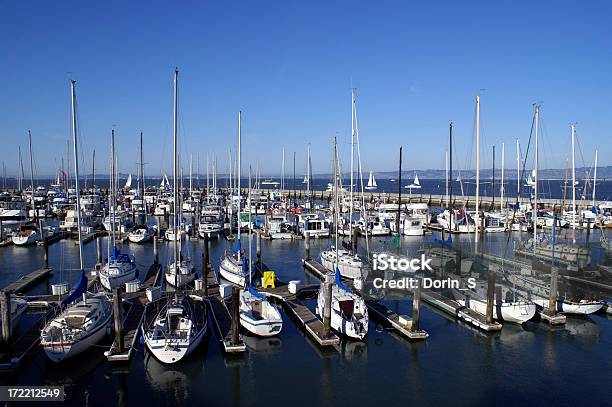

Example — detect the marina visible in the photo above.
[1,2,611,405]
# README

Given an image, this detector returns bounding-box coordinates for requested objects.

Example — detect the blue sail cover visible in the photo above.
[110,246,135,263]
[335,268,352,293]
[433,234,452,248]
[233,239,241,253]
[248,284,266,300]
[61,271,88,306]
[242,257,248,274]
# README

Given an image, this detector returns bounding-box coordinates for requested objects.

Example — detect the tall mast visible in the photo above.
[140,132,145,212]
[533,106,540,259]
[449,121,453,235]
[492,145,495,211]
[111,129,117,249]
[189,153,193,197]
[27,131,36,224]
[516,139,520,200]
[445,150,449,208]
[248,165,252,285]
[172,68,179,265]
[206,154,210,195]
[306,144,312,207]
[70,80,84,271]
[501,142,505,210]
[571,123,576,244]
[349,88,355,237]
[333,137,339,270]
[237,111,242,247]
[474,95,481,255]
[592,149,598,207]
[396,146,402,241]
[281,148,285,192]
[18,146,24,191]
[92,149,96,190]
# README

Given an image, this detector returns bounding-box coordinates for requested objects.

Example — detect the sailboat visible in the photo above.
[142,71,207,365]
[238,167,283,336]
[164,68,197,288]
[41,80,113,363]
[124,173,132,190]
[405,173,421,190]
[365,170,377,190]
[316,271,369,340]
[219,111,249,287]
[320,136,364,280]
[99,129,139,291]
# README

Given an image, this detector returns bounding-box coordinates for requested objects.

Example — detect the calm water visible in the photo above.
[0,224,610,406]
[5,178,612,201]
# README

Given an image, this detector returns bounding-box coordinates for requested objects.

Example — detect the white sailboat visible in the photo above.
[41,80,113,363]
[124,173,132,190]
[405,173,421,190]
[164,68,196,288]
[238,167,283,337]
[99,129,139,290]
[365,170,377,190]
[142,292,208,364]
[219,111,249,287]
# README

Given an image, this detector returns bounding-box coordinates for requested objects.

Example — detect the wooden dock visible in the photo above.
[106,263,161,362]
[205,270,246,353]
[366,300,428,340]
[420,289,502,332]
[3,268,53,294]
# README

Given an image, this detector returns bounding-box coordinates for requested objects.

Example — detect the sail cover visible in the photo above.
[248,284,266,300]
[335,268,352,292]
[61,271,88,306]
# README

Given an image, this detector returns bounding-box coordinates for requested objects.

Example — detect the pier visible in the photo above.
[3,267,53,293]
[205,269,246,353]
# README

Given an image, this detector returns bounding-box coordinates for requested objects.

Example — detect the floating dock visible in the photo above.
[205,270,246,353]
[0,308,53,371]
[260,284,340,346]
[105,263,161,362]
[420,289,502,332]
[4,268,53,294]
[302,258,429,340]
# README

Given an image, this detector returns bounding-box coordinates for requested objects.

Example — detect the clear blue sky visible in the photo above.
[1,1,611,178]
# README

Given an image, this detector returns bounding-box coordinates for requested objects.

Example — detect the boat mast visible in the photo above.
[92,149,96,190]
[306,144,311,205]
[533,105,540,260]
[492,145,495,211]
[333,137,339,270]
[516,139,520,202]
[140,132,145,219]
[396,146,402,244]
[281,148,285,192]
[445,150,449,208]
[206,154,210,196]
[349,88,355,238]
[172,68,179,266]
[111,129,117,250]
[18,145,24,191]
[248,165,252,285]
[449,121,453,234]
[592,149,598,208]
[189,153,193,198]
[237,111,242,251]
[70,80,84,271]
[27,131,37,224]
[571,123,576,244]
[474,95,481,255]
[501,142,505,211]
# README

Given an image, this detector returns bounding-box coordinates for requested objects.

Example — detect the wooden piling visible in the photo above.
[96,237,102,264]
[352,226,359,252]
[304,232,311,260]
[411,278,421,332]
[153,237,158,264]
[112,287,124,353]
[0,291,12,347]
[230,287,240,345]
[547,267,559,315]
[43,236,49,269]
[323,272,333,337]
[485,270,495,324]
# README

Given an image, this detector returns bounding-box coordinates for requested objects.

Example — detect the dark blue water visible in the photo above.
[0,223,610,406]
[4,178,612,201]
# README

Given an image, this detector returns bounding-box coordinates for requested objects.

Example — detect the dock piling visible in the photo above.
[485,270,495,324]
[153,237,158,264]
[112,288,124,353]
[304,232,311,261]
[43,237,49,268]
[411,279,421,332]
[547,266,559,316]
[0,291,12,347]
[230,287,240,345]
[96,237,102,265]
[323,272,333,337]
